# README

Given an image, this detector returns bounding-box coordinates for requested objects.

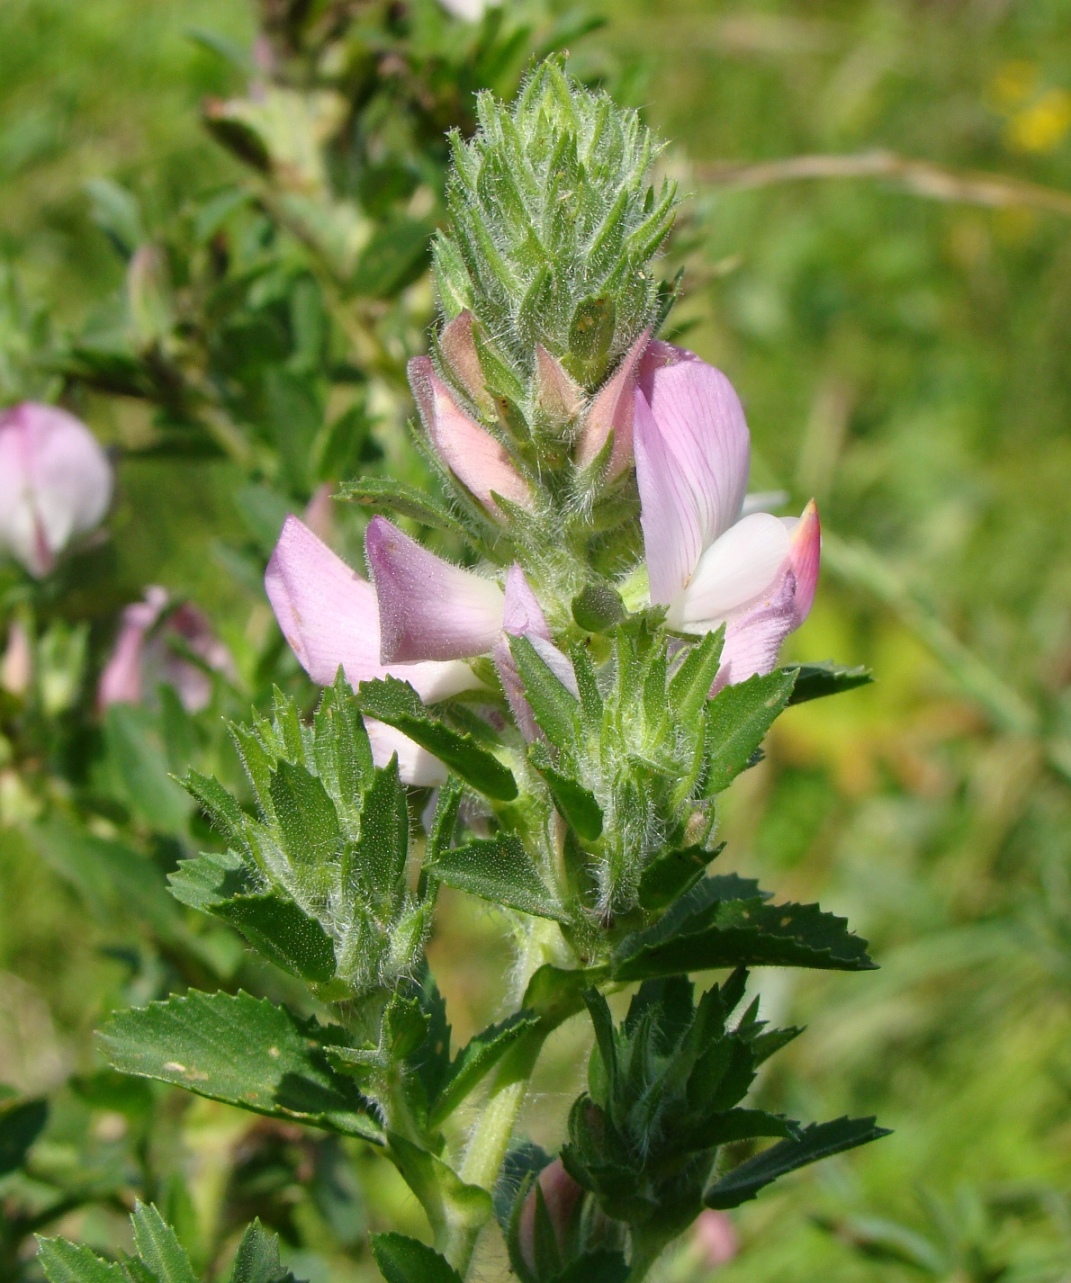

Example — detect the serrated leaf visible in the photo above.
[667,628,725,725]
[0,1096,47,1176]
[509,635,579,753]
[684,1107,800,1153]
[103,703,192,834]
[131,1203,197,1283]
[425,777,464,866]
[313,671,374,830]
[704,1116,890,1209]
[636,844,723,913]
[232,1219,306,1283]
[529,743,603,840]
[370,1234,463,1283]
[433,834,566,921]
[340,478,465,537]
[99,991,380,1142]
[701,669,797,795]
[787,662,873,705]
[613,877,874,980]
[269,760,341,879]
[343,759,408,906]
[357,678,517,801]
[430,1012,542,1128]
[35,1239,126,1283]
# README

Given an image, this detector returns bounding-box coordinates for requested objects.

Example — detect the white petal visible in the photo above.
[668,513,790,633]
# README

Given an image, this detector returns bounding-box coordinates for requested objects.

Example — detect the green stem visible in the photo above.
[625,1226,673,1283]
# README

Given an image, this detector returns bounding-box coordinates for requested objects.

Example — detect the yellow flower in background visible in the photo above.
[1006,88,1071,152]
[991,60,1037,108]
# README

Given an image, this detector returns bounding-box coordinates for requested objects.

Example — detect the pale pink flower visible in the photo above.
[265,515,572,784]
[693,1209,739,1268]
[633,342,820,687]
[1,621,33,696]
[0,402,113,578]
[98,587,234,713]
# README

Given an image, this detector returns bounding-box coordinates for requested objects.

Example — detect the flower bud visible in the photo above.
[0,402,113,578]
[516,1159,584,1281]
[574,329,650,477]
[407,356,532,518]
[439,311,495,416]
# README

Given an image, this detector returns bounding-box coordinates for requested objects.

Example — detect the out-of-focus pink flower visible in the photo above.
[1,621,33,696]
[0,402,113,578]
[633,342,820,687]
[516,1160,584,1278]
[693,1210,739,1268]
[98,587,234,714]
[408,356,532,519]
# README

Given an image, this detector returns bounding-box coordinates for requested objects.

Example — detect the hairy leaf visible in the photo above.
[787,662,873,705]
[432,834,566,921]
[370,1234,463,1283]
[700,669,797,796]
[99,991,380,1142]
[704,1116,891,1209]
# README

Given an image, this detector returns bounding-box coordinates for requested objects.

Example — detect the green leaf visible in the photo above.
[343,759,408,906]
[636,844,723,913]
[99,991,381,1142]
[667,628,725,726]
[264,368,322,494]
[522,964,607,1024]
[552,1251,629,1283]
[430,1012,542,1128]
[169,853,338,984]
[313,671,374,827]
[384,1136,492,1247]
[701,669,798,795]
[613,877,875,980]
[432,834,566,921]
[269,760,342,877]
[131,1203,197,1283]
[370,1233,463,1283]
[340,478,465,538]
[684,1107,800,1152]
[29,818,188,945]
[350,217,436,300]
[529,743,603,840]
[103,703,192,834]
[704,1117,891,1209]
[357,677,517,801]
[35,1240,126,1283]
[509,635,578,753]
[232,1220,306,1283]
[0,1096,47,1176]
[787,662,873,705]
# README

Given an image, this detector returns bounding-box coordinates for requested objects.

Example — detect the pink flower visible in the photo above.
[1,621,33,696]
[693,1210,739,1268]
[574,329,651,478]
[633,342,820,687]
[516,1160,584,1278]
[265,515,572,784]
[98,587,234,714]
[0,402,113,578]
[407,356,532,519]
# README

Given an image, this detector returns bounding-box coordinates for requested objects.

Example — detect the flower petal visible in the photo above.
[0,403,113,577]
[265,516,480,703]
[713,502,822,689]
[408,356,532,517]
[635,342,751,593]
[97,587,169,709]
[575,329,650,476]
[366,516,504,664]
[668,512,790,632]
[494,564,551,741]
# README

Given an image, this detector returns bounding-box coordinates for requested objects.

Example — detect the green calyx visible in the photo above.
[433,59,677,417]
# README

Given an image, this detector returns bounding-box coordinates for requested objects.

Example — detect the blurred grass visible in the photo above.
[4,0,1071,1279]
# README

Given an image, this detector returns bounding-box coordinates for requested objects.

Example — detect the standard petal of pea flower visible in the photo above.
[633,343,820,685]
[0,402,113,578]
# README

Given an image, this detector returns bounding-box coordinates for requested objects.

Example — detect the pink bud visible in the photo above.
[517,1160,584,1278]
[408,357,532,519]
[0,403,113,578]
[535,345,583,426]
[574,330,651,478]
[1,621,33,696]
[439,311,495,416]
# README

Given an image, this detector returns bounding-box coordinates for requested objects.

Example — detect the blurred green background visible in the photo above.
[3,0,1071,1279]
